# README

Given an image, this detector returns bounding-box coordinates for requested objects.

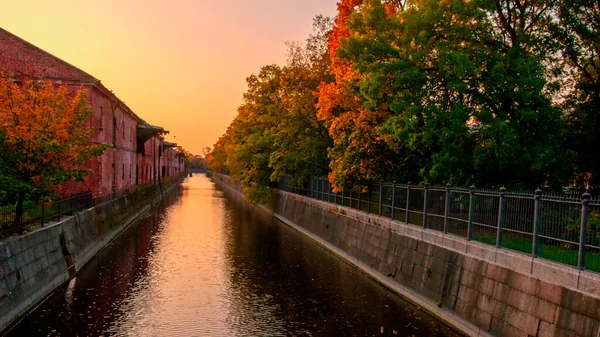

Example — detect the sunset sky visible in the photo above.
[0,0,338,155]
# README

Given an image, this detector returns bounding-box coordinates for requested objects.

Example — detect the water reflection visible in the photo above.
[6,176,461,337]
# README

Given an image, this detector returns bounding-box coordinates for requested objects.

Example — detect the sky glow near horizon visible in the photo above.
[0,0,338,154]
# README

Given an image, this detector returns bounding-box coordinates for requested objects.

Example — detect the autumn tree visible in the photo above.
[0,72,105,227]
[317,0,406,192]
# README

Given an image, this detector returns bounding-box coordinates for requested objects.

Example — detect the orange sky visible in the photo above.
[0,1,337,155]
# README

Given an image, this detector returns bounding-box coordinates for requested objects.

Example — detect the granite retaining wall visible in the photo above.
[0,178,183,333]
[213,174,600,337]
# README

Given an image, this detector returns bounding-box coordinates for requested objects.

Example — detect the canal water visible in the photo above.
[6,176,462,337]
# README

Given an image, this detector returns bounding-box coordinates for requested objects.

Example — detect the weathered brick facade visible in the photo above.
[0,27,185,198]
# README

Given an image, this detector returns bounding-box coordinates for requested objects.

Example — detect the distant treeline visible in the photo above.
[207,0,600,203]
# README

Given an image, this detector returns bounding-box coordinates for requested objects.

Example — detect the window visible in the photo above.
[122,121,125,139]
[99,107,104,130]
[122,164,125,180]
[129,164,132,178]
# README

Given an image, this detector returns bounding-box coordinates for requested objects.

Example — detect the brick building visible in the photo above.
[0,27,185,198]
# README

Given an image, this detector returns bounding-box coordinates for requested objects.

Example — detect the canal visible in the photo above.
[6,175,462,337]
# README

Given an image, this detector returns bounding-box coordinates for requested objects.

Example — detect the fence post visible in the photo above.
[358,188,361,211]
[578,192,591,270]
[423,184,429,229]
[444,184,451,234]
[378,182,383,216]
[41,201,45,228]
[57,198,61,221]
[496,187,507,248]
[391,182,396,220]
[334,186,337,205]
[406,183,411,224]
[532,188,542,258]
[367,182,371,214]
[467,185,475,240]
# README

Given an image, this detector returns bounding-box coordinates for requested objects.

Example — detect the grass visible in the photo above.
[472,233,600,272]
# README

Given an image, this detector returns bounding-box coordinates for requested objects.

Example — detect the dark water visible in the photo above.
[5,176,462,337]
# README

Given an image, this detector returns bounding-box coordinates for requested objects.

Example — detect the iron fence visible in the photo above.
[0,191,93,235]
[0,173,185,237]
[280,176,600,273]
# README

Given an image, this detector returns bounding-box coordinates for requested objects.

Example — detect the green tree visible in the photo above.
[555,0,600,188]
[337,0,568,188]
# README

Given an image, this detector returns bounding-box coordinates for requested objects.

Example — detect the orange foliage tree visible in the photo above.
[0,72,105,227]
[317,0,404,192]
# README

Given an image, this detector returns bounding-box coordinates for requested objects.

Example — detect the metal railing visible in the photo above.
[0,191,93,236]
[0,173,187,237]
[280,176,600,273]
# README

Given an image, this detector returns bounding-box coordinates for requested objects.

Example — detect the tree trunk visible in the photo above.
[13,192,25,228]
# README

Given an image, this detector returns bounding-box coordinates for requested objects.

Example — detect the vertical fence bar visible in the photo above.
[532,188,542,258]
[496,187,507,248]
[358,188,361,211]
[405,183,411,224]
[41,201,45,228]
[367,182,371,214]
[391,182,396,220]
[423,184,429,229]
[334,186,337,205]
[378,182,383,216]
[443,184,451,234]
[57,199,61,221]
[578,192,591,270]
[467,185,475,241]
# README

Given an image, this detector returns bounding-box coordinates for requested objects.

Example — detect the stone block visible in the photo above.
[473,308,493,331]
[537,321,571,337]
[531,258,579,289]
[460,269,480,288]
[405,226,422,241]
[422,230,443,247]
[413,264,426,280]
[503,305,540,336]
[458,285,479,304]
[476,293,498,315]
[505,288,537,316]
[431,245,449,262]
[480,278,495,296]
[536,280,564,306]
[563,288,600,319]
[455,298,476,320]
[536,298,559,324]
[400,259,414,275]
[492,282,511,303]
[578,271,600,298]
[417,241,434,256]
[505,270,539,296]
[495,249,533,276]
[554,306,600,336]
[443,235,467,253]
[462,255,488,276]
[466,242,497,262]
[486,263,510,283]
[489,316,529,337]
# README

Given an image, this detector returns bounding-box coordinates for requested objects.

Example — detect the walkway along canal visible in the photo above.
[5,175,462,336]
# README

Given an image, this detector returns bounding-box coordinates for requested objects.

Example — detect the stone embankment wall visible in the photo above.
[0,177,183,333]
[212,174,600,337]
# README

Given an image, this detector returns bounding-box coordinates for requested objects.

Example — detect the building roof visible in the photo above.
[0,27,143,122]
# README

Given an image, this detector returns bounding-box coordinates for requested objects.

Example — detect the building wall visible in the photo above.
[56,87,140,198]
